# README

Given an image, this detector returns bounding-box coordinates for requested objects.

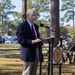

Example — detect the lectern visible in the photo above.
[39,37,64,75]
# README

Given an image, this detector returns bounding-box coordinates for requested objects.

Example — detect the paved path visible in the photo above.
[0,51,20,56]
[0,44,48,56]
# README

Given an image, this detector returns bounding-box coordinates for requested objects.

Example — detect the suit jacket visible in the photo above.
[16,20,43,62]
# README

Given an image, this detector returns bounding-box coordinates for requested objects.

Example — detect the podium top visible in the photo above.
[41,36,65,43]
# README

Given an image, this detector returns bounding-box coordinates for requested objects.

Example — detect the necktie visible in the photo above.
[32,25,36,39]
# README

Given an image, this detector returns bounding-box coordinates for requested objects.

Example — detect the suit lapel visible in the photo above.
[25,21,36,38]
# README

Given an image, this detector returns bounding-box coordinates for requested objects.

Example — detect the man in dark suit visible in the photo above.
[16,9,43,75]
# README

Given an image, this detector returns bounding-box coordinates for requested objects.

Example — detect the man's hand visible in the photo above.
[32,38,42,44]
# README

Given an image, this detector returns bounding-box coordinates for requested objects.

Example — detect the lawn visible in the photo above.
[0,55,23,75]
[0,44,75,75]
[0,44,22,75]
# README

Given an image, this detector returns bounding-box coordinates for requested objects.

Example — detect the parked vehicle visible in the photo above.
[63,39,71,50]
[5,37,18,44]
[0,37,5,44]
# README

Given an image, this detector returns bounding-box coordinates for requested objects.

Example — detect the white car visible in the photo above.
[5,38,18,44]
[5,40,12,44]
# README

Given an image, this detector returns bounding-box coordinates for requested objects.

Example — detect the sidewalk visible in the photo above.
[0,51,20,56]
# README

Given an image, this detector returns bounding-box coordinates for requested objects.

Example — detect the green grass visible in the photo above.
[0,44,75,75]
[0,44,21,75]
[0,55,22,75]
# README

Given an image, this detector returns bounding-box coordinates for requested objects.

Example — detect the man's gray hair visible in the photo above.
[26,9,38,15]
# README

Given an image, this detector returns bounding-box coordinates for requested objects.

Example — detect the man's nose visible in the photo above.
[33,16,36,19]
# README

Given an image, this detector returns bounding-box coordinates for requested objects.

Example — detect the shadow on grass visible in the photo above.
[0,54,20,58]
[0,72,22,75]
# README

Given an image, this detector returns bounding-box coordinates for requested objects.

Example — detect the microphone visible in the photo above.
[40,23,50,29]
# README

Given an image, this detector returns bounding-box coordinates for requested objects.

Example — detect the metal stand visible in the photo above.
[39,37,63,75]
[48,40,51,75]
[39,62,42,75]
[50,38,63,75]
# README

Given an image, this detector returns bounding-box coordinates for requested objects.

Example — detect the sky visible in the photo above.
[9,0,22,20]
[10,0,73,26]
[11,0,22,13]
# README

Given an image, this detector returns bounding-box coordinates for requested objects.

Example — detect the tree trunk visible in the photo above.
[50,0,60,38]
[22,0,27,21]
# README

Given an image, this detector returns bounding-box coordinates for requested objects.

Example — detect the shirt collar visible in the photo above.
[27,19,34,27]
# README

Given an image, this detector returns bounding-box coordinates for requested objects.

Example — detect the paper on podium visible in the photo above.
[40,36,65,44]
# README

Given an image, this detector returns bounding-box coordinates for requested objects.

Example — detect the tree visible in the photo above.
[27,0,50,21]
[60,26,69,37]
[22,0,27,21]
[0,0,20,34]
[68,28,75,37]
[50,0,60,38]
[61,0,75,27]
[0,0,16,19]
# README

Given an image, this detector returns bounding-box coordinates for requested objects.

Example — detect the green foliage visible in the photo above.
[0,0,16,15]
[27,0,50,21]
[0,0,51,36]
[61,0,75,23]
[60,26,69,37]
[39,21,50,36]
[0,0,21,35]
[68,28,75,37]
